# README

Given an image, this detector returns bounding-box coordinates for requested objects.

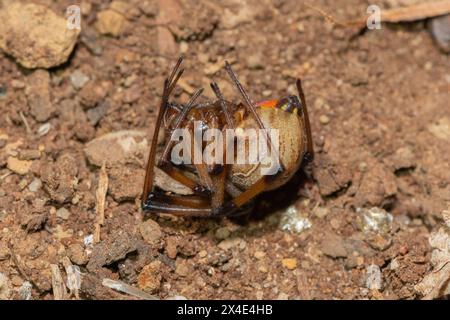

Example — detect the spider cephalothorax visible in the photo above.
[142,56,313,217]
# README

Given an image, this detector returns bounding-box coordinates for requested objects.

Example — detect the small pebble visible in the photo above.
[254,251,266,259]
[301,260,310,269]
[138,261,162,293]
[18,281,32,300]
[11,80,25,89]
[56,207,71,220]
[279,205,312,234]
[165,236,178,259]
[366,233,392,251]
[282,258,297,270]
[357,207,393,234]
[262,90,272,97]
[18,149,41,160]
[198,250,207,258]
[70,70,90,90]
[313,206,328,219]
[314,97,325,109]
[175,259,189,277]
[246,53,264,70]
[215,227,231,240]
[67,243,88,265]
[217,238,241,251]
[37,123,51,136]
[123,74,138,88]
[390,258,400,270]
[96,9,126,37]
[11,275,23,287]
[18,179,28,190]
[319,115,330,124]
[179,41,189,53]
[320,233,347,258]
[84,234,94,247]
[365,264,382,290]
[429,14,450,53]
[139,219,162,245]
[330,218,340,229]
[7,157,32,175]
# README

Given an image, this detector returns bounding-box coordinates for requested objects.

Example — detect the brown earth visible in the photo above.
[0,0,449,300]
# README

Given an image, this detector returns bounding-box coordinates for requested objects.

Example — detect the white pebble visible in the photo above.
[365,264,382,290]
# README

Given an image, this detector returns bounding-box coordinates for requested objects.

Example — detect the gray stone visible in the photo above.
[70,70,90,90]
[28,178,42,192]
[320,233,348,258]
[56,207,71,220]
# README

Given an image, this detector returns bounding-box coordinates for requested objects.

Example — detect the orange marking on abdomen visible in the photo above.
[256,99,278,108]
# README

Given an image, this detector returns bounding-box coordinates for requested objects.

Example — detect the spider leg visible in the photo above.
[190,124,215,192]
[147,192,209,208]
[159,88,204,165]
[209,122,232,209]
[211,82,255,202]
[143,192,253,217]
[156,88,214,196]
[296,79,314,163]
[210,82,235,128]
[225,181,243,197]
[224,61,285,174]
[142,56,184,206]
[210,168,227,209]
[205,84,241,207]
[143,192,212,216]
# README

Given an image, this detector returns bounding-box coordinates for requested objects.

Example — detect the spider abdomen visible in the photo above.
[230,107,306,191]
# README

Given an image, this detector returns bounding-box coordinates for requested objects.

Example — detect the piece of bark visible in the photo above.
[102,278,159,300]
[50,264,67,300]
[94,163,108,243]
[307,1,450,27]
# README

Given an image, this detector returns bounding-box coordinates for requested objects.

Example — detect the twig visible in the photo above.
[423,261,450,300]
[19,111,32,134]
[50,264,67,300]
[94,162,108,243]
[306,0,450,29]
[381,0,450,23]
[61,257,81,300]
[102,278,159,300]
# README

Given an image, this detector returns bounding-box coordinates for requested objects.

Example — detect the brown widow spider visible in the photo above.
[142,56,313,217]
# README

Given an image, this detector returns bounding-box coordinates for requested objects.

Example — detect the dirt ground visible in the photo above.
[0,0,449,300]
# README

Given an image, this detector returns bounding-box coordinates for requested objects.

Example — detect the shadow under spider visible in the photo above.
[229,168,312,226]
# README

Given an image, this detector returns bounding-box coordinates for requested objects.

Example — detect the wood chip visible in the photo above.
[94,162,108,243]
[102,278,159,300]
[307,0,450,28]
[50,264,67,300]
[61,257,81,299]
[381,1,450,23]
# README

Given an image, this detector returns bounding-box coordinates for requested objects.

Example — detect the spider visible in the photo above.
[142,56,313,217]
